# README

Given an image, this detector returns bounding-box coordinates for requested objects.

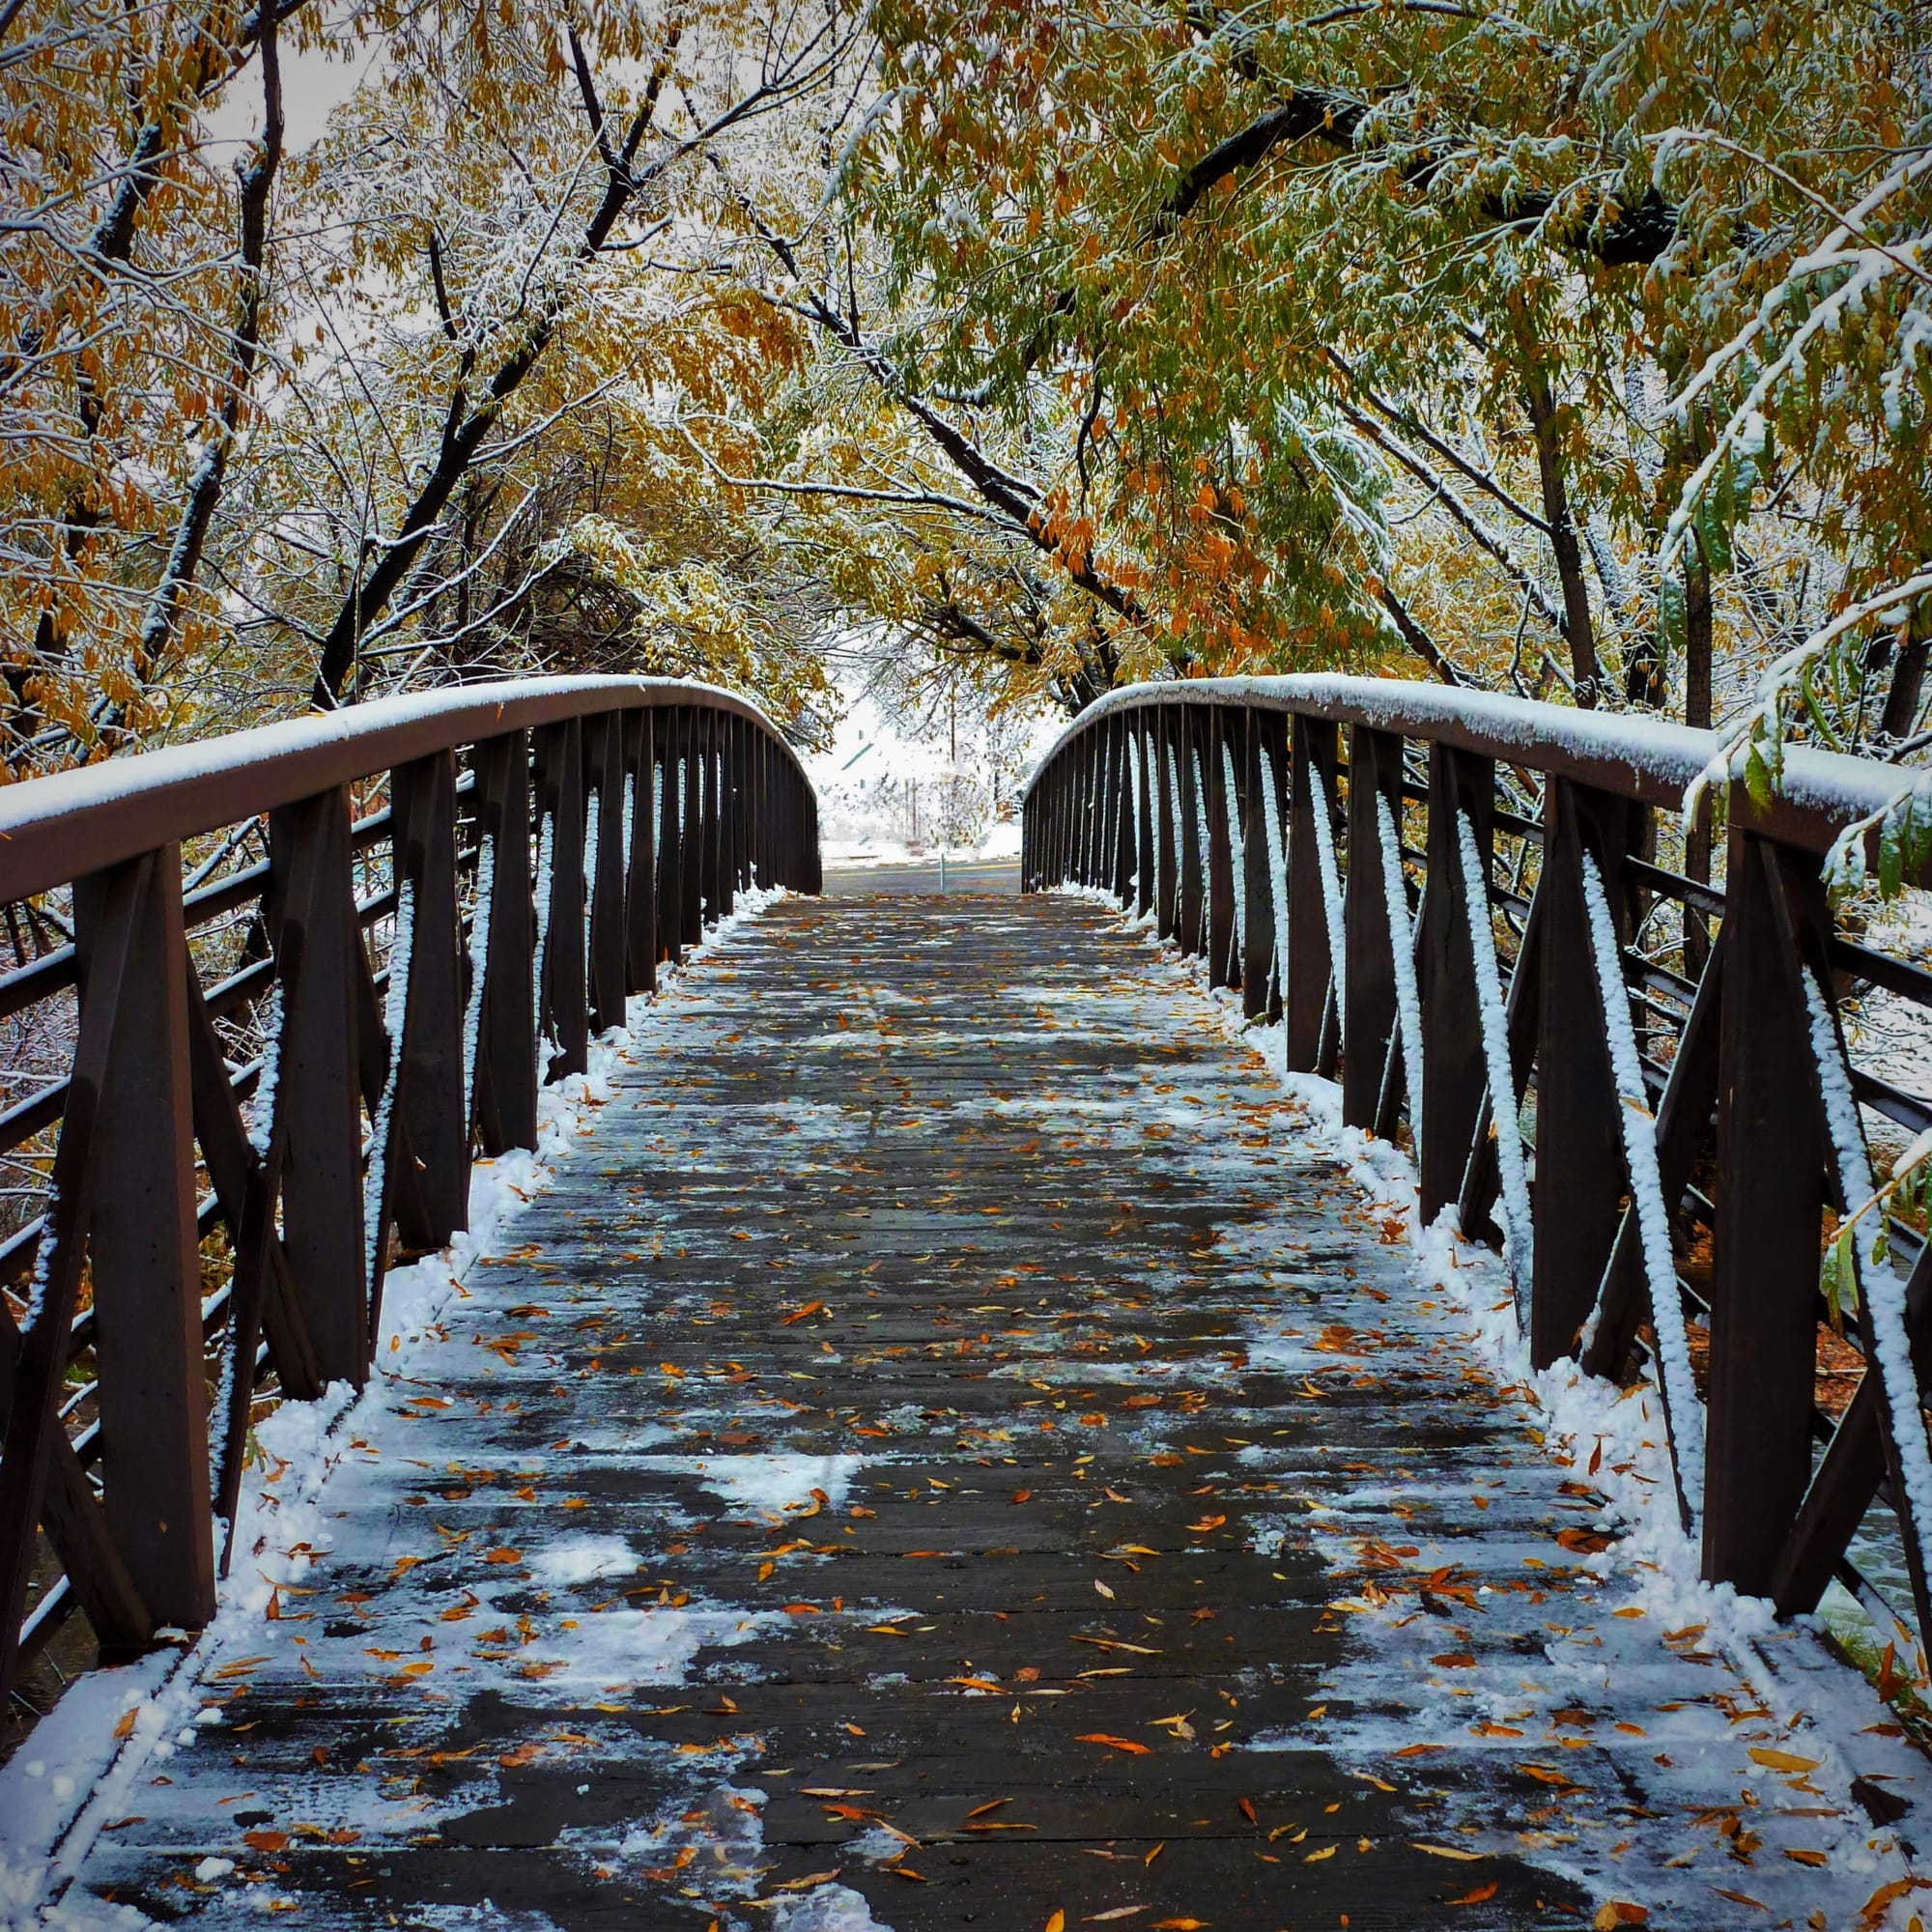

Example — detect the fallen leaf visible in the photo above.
[1078,1734,1152,1755]
[1747,1747,1821,1775]
[1451,1883,1499,1907]
[1591,1907,1647,1929]
[1045,1913,1066,1932]
[242,1832,288,1854]
[1413,1843,1485,1861]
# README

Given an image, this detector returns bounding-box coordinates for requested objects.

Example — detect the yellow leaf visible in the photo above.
[1747,1747,1821,1774]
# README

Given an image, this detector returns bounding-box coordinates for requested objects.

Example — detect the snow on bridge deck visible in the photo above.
[25,894,1930,1930]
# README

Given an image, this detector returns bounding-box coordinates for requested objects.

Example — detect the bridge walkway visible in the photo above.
[55,895,1920,1930]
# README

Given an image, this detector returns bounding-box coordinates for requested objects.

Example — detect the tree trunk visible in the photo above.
[1520,355,1601,706]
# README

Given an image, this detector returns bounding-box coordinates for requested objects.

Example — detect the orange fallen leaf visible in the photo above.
[1450,1882,1499,1906]
[1045,1914,1065,1932]
[1077,1733,1152,1755]
[242,1831,288,1853]
[485,1547,522,1565]
[1747,1747,1820,1774]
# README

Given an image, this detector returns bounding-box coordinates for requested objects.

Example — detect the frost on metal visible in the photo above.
[1455,810,1531,1302]
[461,834,496,1130]
[363,878,416,1288]
[1579,848,1705,1523]
[1376,793,1424,1138]
[1218,739,1246,962]
[1804,963,1932,1570]
[1307,758,1348,1037]
[1257,744,1290,1013]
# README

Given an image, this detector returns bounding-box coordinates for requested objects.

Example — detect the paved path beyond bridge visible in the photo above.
[56,896,1925,1930]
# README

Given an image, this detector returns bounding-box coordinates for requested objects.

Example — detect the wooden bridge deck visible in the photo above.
[51,895,1923,1930]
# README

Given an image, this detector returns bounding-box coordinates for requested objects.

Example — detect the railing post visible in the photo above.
[472,728,536,1154]
[1417,744,1492,1222]
[1128,719,1151,918]
[267,785,368,1383]
[1286,715,1340,1073]
[390,750,467,1247]
[76,842,214,1634]
[586,710,628,1035]
[1112,715,1136,904]
[1528,780,1631,1367]
[1704,830,1829,1594]
[1239,708,1277,1021]
[1343,726,1402,1129]
[1177,709,1205,954]
[1153,709,1178,938]
[535,718,588,1080]
[1206,710,1236,988]
[0,853,166,1699]
[626,710,658,996]
[679,709,703,947]
[659,710,685,966]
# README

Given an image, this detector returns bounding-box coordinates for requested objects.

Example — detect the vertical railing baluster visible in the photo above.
[1177,709,1204,953]
[267,785,367,1382]
[1239,709,1275,1022]
[1417,744,1492,1223]
[1286,715,1340,1072]
[659,708,684,967]
[1205,710,1236,989]
[586,711,628,1035]
[391,751,467,1247]
[679,707,703,948]
[626,710,657,997]
[1343,726,1402,1129]
[473,728,536,1153]
[1705,831,1830,1594]
[1528,780,1631,1367]
[535,718,588,1079]
[76,842,213,1634]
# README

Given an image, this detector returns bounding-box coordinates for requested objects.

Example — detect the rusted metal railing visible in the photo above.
[0,676,819,1707]
[1024,675,1932,1676]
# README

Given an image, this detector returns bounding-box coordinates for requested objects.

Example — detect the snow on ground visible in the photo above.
[1063,886,1932,1930]
[0,888,796,1932]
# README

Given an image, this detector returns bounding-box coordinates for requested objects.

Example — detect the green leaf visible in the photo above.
[1746,737,1774,811]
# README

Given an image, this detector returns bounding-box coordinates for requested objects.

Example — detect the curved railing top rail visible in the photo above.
[0,674,803,903]
[1023,673,1906,858]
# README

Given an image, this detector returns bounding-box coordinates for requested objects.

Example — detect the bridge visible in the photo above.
[1,675,1930,1929]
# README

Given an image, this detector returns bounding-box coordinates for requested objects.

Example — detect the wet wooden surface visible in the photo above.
[60,895,1918,1930]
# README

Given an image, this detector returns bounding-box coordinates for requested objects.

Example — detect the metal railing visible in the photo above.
[0,676,819,1708]
[1023,674,1932,1680]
